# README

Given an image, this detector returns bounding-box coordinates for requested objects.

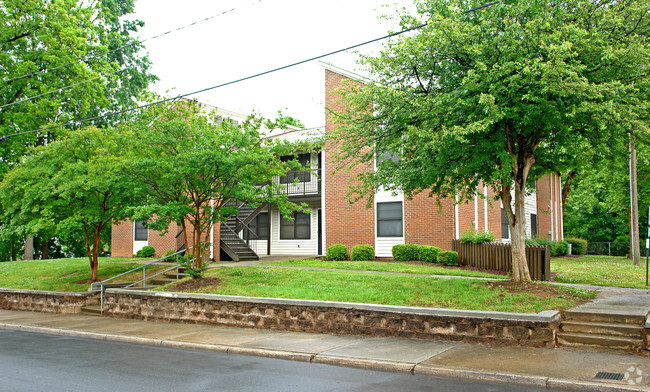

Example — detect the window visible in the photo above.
[280,212,311,240]
[530,213,538,237]
[134,221,148,241]
[249,213,269,241]
[375,150,400,167]
[377,202,403,237]
[280,153,311,184]
[501,209,509,240]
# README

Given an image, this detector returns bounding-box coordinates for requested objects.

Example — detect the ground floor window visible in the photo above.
[249,212,269,240]
[501,209,509,240]
[377,201,403,237]
[134,221,148,241]
[280,211,311,240]
[530,213,537,237]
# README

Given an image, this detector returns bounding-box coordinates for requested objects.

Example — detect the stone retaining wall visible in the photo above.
[0,288,97,314]
[105,289,561,347]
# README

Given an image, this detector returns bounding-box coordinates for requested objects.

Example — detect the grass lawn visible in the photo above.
[0,257,166,292]
[552,255,650,289]
[160,267,593,313]
[260,259,506,279]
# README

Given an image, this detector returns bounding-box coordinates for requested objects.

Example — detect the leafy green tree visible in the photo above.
[0,0,156,174]
[331,0,649,282]
[121,101,309,277]
[0,127,135,281]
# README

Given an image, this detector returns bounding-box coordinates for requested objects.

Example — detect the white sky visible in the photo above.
[131,0,410,128]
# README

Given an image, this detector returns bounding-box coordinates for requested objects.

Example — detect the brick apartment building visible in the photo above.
[111,65,563,259]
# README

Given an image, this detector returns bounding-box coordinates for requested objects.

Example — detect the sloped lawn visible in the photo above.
[552,255,649,289]
[160,267,594,313]
[0,257,163,292]
[261,259,505,279]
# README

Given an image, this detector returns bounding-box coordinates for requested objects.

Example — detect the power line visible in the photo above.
[0,68,130,110]
[0,1,261,84]
[0,1,500,142]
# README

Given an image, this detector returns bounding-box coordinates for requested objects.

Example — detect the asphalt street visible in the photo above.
[0,330,568,392]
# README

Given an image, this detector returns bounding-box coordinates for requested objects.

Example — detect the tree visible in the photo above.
[0,127,135,281]
[121,101,309,277]
[0,0,155,171]
[331,0,649,282]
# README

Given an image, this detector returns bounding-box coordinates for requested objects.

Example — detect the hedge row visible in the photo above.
[525,237,588,256]
[325,243,457,265]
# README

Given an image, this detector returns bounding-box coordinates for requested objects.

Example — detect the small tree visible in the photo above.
[332,0,649,282]
[0,127,134,281]
[121,101,308,276]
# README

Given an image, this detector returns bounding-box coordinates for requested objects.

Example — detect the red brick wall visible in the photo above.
[324,69,375,251]
[404,194,456,250]
[111,220,133,257]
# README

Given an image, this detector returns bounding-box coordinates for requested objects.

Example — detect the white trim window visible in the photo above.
[134,221,148,241]
[376,201,403,237]
[280,211,311,240]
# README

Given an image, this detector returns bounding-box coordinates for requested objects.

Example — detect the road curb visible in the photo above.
[312,354,415,373]
[2,322,650,391]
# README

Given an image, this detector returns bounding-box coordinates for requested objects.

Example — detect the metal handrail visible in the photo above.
[90,247,194,314]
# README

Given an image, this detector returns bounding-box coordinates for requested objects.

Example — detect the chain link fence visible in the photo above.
[587,242,630,257]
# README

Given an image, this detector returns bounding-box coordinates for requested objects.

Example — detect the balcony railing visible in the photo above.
[258,169,321,197]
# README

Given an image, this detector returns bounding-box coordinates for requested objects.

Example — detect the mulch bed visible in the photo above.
[167,277,221,292]
[485,280,588,302]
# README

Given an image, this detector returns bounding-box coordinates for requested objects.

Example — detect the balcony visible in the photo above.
[275,168,321,198]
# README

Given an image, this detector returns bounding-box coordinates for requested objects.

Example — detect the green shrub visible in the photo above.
[419,246,441,263]
[550,241,569,256]
[392,244,421,261]
[526,237,552,247]
[351,244,374,261]
[438,251,459,266]
[459,228,497,244]
[327,244,349,261]
[136,246,156,258]
[565,237,588,255]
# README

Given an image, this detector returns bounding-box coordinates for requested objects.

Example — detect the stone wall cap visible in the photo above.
[106,289,560,323]
[0,288,95,297]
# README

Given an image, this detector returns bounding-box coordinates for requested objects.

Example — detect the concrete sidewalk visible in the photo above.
[1,309,649,391]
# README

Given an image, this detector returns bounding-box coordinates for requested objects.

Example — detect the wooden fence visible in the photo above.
[452,240,551,281]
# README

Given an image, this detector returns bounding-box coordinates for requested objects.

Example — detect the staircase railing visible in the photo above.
[90,248,194,314]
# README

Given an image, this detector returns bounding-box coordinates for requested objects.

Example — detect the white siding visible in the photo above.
[269,202,320,255]
[501,185,539,242]
[375,188,404,257]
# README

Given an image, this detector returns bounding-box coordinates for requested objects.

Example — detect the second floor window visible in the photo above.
[280,153,311,184]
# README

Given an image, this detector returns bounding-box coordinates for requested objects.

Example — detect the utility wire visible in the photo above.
[0,1,261,84]
[0,68,131,110]
[0,1,500,142]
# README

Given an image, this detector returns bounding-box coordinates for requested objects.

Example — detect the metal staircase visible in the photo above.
[220,201,268,261]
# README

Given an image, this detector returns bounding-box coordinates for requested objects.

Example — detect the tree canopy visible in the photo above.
[121,100,310,275]
[0,0,156,173]
[331,0,650,281]
[0,126,135,280]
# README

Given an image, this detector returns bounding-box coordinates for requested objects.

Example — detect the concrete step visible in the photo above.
[560,321,644,338]
[557,332,643,350]
[163,272,189,279]
[150,278,181,285]
[122,285,160,290]
[80,305,102,315]
[562,309,647,325]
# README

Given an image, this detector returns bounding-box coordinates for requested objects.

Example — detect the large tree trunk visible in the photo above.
[630,137,640,265]
[82,223,97,282]
[561,170,576,217]
[502,185,532,282]
[41,238,49,260]
[90,226,101,283]
[193,220,203,274]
